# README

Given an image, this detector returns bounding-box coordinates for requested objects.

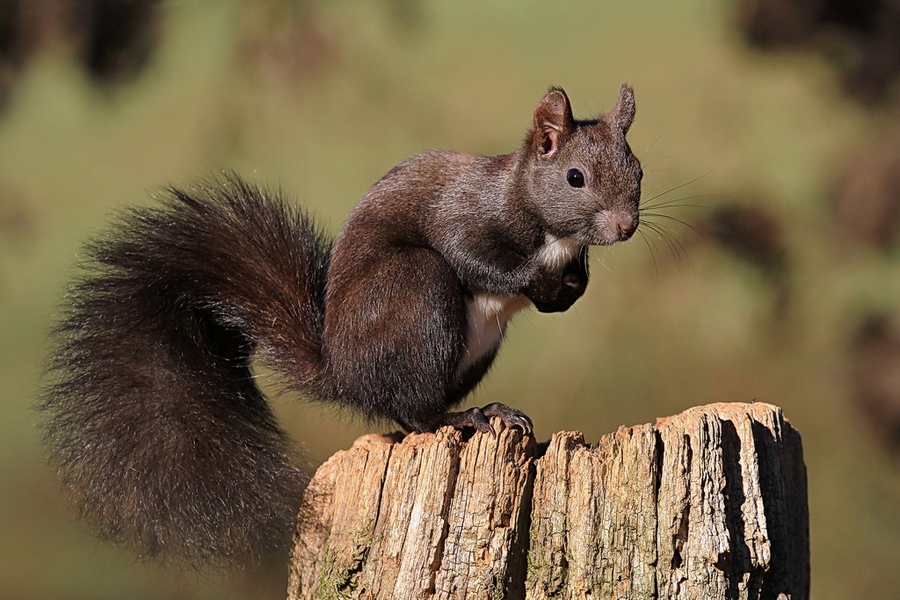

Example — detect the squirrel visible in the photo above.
[40,84,643,568]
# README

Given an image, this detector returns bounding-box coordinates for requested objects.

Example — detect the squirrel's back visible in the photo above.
[41,174,332,565]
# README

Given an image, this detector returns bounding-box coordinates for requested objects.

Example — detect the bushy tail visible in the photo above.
[40,173,333,567]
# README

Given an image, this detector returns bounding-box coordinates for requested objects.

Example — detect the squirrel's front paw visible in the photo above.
[527,251,588,313]
[531,272,586,313]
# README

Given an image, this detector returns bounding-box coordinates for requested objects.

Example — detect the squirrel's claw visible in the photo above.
[480,402,534,435]
[419,403,533,437]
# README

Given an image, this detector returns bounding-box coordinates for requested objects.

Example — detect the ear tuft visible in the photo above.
[608,84,636,134]
[532,87,574,157]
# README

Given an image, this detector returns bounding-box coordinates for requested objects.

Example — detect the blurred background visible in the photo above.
[1,0,899,597]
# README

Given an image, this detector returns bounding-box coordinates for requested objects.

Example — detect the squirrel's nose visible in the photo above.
[616,216,638,241]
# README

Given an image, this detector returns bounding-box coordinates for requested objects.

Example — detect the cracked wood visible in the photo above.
[287,402,809,599]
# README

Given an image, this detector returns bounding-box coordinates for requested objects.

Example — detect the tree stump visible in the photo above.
[286,402,809,599]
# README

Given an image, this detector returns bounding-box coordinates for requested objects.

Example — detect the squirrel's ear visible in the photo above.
[532,88,574,158]
[607,84,636,134]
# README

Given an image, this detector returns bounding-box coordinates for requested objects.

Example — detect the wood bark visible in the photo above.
[286,402,809,600]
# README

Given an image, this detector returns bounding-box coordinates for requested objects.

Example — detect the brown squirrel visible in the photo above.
[40,85,643,567]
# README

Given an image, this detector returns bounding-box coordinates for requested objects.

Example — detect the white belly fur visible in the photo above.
[457,235,582,375]
[458,293,531,374]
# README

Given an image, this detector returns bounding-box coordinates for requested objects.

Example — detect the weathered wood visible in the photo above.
[527,425,660,598]
[287,402,809,600]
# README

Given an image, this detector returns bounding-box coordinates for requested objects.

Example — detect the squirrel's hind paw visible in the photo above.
[422,403,533,436]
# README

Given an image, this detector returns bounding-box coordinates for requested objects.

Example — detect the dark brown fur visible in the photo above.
[41,86,643,567]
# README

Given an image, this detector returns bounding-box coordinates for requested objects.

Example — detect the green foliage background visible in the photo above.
[1,1,898,597]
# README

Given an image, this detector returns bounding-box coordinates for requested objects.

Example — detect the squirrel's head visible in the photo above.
[523,85,642,246]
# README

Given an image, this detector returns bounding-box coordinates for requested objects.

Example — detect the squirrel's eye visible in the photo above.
[566,168,585,188]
